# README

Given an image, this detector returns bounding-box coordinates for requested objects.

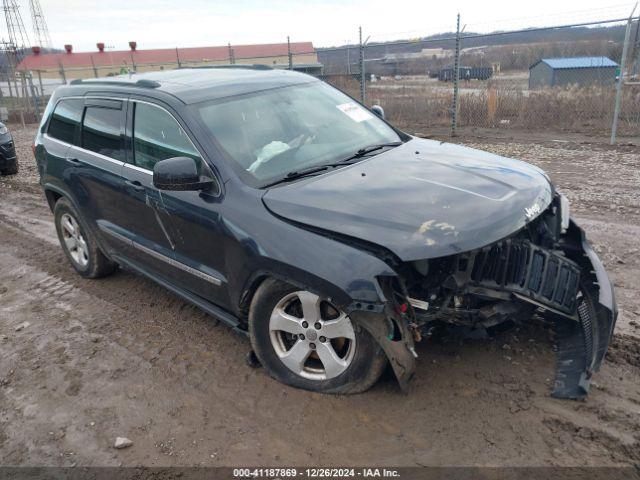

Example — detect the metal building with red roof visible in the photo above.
[17,41,321,79]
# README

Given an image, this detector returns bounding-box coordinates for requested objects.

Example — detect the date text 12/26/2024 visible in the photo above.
[233,468,401,478]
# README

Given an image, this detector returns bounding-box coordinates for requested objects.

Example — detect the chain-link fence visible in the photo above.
[2,11,639,143]
[0,68,46,125]
[313,14,640,143]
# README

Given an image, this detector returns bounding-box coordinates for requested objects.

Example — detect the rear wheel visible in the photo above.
[53,198,117,278]
[249,279,387,394]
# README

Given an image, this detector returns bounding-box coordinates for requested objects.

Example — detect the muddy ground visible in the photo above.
[1,125,639,467]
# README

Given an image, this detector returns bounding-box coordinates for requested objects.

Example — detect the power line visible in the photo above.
[316,17,634,53]
[366,3,637,43]
[467,2,638,29]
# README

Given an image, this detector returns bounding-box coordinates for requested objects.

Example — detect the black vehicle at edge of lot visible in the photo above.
[0,122,18,175]
[33,67,617,397]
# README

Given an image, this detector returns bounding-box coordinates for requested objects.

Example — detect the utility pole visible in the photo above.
[37,69,43,95]
[611,6,636,144]
[27,73,39,117]
[228,43,235,64]
[58,60,66,84]
[90,54,98,77]
[633,17,640,78]
[287,36,293,70]
[451,13,461,137]
[359,26,365,104]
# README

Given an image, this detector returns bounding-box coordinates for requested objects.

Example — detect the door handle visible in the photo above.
[125,180,145,192]
[66,157,81,164]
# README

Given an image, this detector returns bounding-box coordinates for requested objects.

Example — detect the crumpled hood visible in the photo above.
[263,137,553,261]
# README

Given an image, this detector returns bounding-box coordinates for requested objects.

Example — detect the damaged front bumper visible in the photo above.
[552,220,617,398]
[349,306,417,392]
[349,218,616,399]
[346,276,419,392]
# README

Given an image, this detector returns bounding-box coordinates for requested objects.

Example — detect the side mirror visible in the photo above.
[371,105,385,119]
[153,156,212,191]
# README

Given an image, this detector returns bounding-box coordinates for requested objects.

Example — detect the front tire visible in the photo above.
[53,198,117,278]
[249,279,387,394]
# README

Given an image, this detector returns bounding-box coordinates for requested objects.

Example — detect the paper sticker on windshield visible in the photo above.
[336,102,374,123]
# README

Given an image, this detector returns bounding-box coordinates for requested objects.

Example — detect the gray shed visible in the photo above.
[529,57,618,89]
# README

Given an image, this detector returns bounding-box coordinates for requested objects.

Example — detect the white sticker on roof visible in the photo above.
[336,102,374,123]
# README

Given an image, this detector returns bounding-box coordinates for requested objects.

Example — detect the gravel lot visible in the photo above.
[1,125,640,467]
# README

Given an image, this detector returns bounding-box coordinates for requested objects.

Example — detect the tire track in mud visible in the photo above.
[0,222,299,465]
[0,209,237,337]
[33,275,75,299]
[0,207,266,406]
[542,415,640,464]
[608,335,640,369]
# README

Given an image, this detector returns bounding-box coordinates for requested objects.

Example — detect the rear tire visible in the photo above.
[53,197,117,279]
[248,278,387,394]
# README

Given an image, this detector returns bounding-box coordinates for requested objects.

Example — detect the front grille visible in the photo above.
[469,239,580,315]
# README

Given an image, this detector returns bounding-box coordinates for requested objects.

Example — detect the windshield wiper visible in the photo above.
[262,165,333,188]
[339,142,402,163]
[261,142,403,188]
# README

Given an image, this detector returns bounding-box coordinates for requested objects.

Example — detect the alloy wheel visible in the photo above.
[60,213,89,268]
[269,291,356,380]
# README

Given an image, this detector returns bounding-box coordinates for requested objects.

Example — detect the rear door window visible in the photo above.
[132,102,202,171]
[47,98,84,144]
[81,104,125,161]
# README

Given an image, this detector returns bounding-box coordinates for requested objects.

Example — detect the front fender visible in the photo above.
[236,223,418,390]
[221,186,419,391]
[244,239,418,392]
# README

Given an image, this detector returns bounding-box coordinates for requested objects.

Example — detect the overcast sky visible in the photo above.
[10,0,638,51]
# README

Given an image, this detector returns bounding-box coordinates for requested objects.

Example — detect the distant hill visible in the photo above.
[318,23,627,75]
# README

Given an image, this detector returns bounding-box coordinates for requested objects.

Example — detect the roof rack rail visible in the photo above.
[180,64,273,71]
[69,78,161,88]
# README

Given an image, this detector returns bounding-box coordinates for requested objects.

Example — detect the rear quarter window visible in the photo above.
[81,105,125,161]
[47,98,84,144]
